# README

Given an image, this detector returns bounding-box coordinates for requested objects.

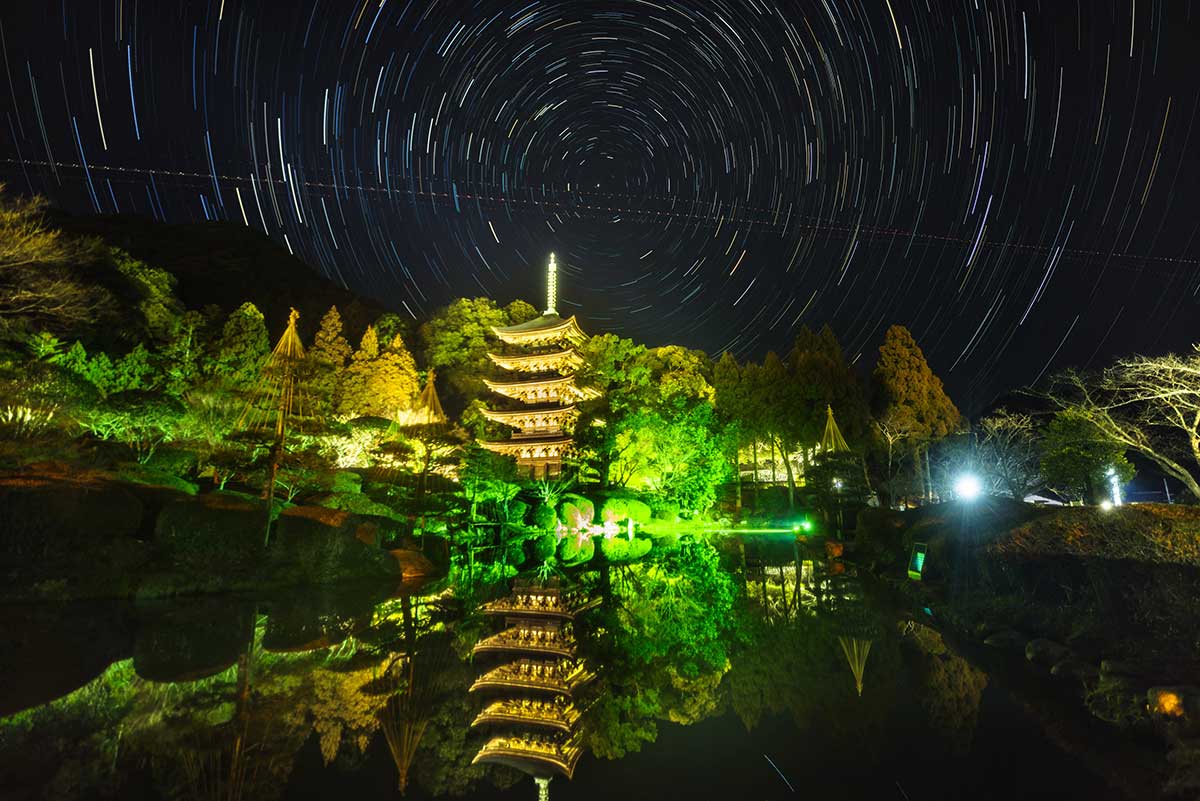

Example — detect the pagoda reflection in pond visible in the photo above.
[469,580,597,795]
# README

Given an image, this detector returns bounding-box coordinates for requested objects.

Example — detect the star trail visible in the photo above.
[2,0,1200,409]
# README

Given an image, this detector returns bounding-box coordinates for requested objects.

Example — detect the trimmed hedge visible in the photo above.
[558,494,596,528]
[532,502,557,531]
[599,536,652,562]
[557,535,595,566]
[600,497,653,525]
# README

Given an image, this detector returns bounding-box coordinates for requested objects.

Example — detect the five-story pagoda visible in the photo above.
[480,254,597,477]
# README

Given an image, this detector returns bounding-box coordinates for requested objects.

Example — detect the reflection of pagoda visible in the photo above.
[469,581,594,795]
[480,254,598,477]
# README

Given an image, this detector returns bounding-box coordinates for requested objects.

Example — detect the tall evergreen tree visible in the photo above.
[307,305,352,416]
[338,327,420,418]
[213,302,269,389]
[871,325,961,500]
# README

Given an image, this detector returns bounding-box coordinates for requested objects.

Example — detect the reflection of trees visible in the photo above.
[900,622,987,753]
[583,540,735,759]
[725,596,904,752]
[378,595,455,793]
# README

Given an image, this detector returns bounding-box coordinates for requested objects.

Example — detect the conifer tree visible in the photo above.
[871,325,960,500]
[213,302,269,389]
[307,305,352,416]
[338,327,419,418]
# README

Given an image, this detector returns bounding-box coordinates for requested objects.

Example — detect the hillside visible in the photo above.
[47,211,389,340]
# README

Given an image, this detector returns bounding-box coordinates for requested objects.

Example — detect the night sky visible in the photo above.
[2,1,1199,412]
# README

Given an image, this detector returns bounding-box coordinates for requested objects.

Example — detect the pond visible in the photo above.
[0,540,1129,801]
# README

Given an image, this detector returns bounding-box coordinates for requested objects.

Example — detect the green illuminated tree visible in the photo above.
[212,302,270,389]
[418,298,538,410]
[1040,409,1134,503]
[306,305,352,415]
[110,248,183,342]
[713,351,748,510]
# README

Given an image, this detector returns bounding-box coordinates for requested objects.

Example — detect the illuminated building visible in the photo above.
[480,253,598,477]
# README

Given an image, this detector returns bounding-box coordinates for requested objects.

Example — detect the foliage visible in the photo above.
[306,305,351,415]
[212,302,269,389]
[987,503,1200,567]
[531,502,557,531]
[608,403,729,511]
[1040,410,1134,502]
[600,496,653,525]
[612,539,735,676]
[77,391,185,463]
[418,297,533,410]
[337,327,419,419]
[0,188,114,337]
[1041,360,1200,502]
[110,248,183,341]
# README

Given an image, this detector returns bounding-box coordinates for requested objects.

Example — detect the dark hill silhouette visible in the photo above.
[47,211,388,340]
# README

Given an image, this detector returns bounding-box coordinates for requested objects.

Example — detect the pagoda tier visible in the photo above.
[472,731,584,779]
[469,658,594,696]
[491,314,587,348]
[483,375,599,405]
[478,437,572,473]
[488,347,585,374]
[481,405,579,434]
[480,589,600,621]
[471,698,581,733]
[473,622,576,659]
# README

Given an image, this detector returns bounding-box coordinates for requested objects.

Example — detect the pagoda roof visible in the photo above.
[483,374,600,402]
[481,405,578,428]
[472,733,583,779]
[479,435,573,455]
[492,314,586,344]
[469,658,594,696]
[488,347,585,373]
[472,623,576,658]
[471,698,581,733]
[481,590,599,621]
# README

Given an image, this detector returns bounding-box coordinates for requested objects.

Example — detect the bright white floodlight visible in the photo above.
[954,474,983,501]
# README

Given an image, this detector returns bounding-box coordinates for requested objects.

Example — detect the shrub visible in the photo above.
[508,499,529,526]
[649,497,680,520]
[530,533,557,561]
[532,502,557,531]
[559,494,595,527]
[600,497,653,525]
[557,535,595,565]
[599,537,630,561]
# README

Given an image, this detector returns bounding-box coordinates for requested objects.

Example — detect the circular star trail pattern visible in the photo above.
[3,0,1200,409]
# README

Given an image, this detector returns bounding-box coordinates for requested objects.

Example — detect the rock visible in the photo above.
[0,479,144,559]
[271,505,400,585]
[1086,674,1152,728]
[983,629,1027,651]
[389,548,436,579]
[154,492,266,571]
[133,598,255,682]
[1147,686,1200,736]
[1026,638,1073,667]
[0,603,133,716]
[262,587,377,653]
[1051,657,1100,683]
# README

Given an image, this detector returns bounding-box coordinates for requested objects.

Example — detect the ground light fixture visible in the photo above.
[953,473,983,501]
[1106,466,1123,506]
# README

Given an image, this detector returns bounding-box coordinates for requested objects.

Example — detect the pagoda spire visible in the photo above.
[545,252,558,315]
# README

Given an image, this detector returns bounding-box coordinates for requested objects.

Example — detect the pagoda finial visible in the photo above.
[545,252,558,316]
